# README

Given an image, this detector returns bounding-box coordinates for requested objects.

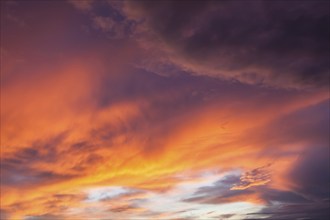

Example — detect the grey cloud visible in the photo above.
[1,160,76,187]
[184,158,328,213]
[247,202,330,220]
[184,171,306,205]
[289,145,330,202]
[69,0,136,39]
[183,174,254,204]
[24,215,64,220]
[125,0,330,88]
[185,180,325,218]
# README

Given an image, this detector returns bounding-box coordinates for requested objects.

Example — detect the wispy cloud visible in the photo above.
[231,164,272,190]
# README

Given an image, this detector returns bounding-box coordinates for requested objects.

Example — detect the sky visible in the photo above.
[0,0,329,219]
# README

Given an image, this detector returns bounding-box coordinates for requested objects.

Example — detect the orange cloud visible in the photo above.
[2,72,327,218]
[231,165,271,190]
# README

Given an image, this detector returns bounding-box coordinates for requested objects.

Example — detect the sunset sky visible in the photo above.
[1,0,329,219]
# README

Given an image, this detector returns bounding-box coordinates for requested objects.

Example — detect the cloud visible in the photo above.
[107,204,146,213]
[0,209,9,220]
[2,71,327,217]
[1,1,329,218]
[91,15,134,39]
[123,0,330,88]
[93,16,115,31]
[2,193,85,220]
[231,164,272,190]
[183,173,258,204]
[68,0,93,11]
[248,202,330,220]
[182,142,329,218]
[24,214,64,220]
[288,145,330,202]
[184,173,309,205]
[0,133,79,189]
[68,0,136,39]
[2,70,327,218]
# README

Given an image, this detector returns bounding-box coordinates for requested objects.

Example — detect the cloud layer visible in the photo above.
[1,0,329,219]
[124,0,330,88]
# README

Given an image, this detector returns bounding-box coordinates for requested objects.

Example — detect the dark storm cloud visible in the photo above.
[126,0,330,88]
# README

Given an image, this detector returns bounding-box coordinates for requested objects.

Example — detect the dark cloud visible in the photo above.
[217,214,235,219]
[260,189,308,204]
[1,159,76,187]
[247,202,330,220]
[126,0,330,88]
[95,67,220,109]
[184,166,275,205]
[69,0,136,39]
[0,133,77,186]
[289,145,330,202]
[183,174,254,204]
[184,170,306,205]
